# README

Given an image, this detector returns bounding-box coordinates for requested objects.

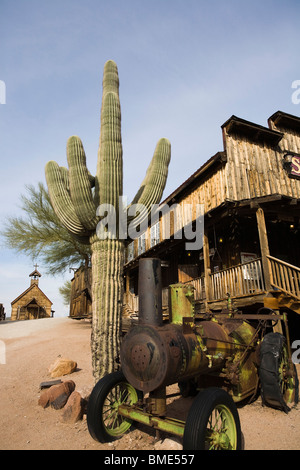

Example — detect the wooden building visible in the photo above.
[11,267,54,321]
[69,265,92,319]
[0,304,5,321]
[123,111,300,340]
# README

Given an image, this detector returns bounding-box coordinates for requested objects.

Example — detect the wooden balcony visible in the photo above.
[123,257,300,317]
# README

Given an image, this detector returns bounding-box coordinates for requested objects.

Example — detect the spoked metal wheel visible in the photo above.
[183,387,242,450]
[87,371,142,442]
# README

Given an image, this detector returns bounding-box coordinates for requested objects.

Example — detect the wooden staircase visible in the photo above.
[267,255,300,314]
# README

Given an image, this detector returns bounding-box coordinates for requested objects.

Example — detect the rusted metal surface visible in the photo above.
[121,315,258,397]
[121,259,260,397]
[138,258,163,327]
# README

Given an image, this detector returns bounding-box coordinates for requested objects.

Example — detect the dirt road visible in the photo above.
[0,317,299,450]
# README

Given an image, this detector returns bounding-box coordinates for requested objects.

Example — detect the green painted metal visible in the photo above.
[205,404,238,450]
[102,382,140,438]
[169,283,194,324]
[118,404,185,437]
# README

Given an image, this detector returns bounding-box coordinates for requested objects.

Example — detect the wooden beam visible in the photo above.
[256,208,271,290]
[203,230,211,308]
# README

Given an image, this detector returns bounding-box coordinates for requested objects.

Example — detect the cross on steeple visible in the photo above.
[29,265,42,285]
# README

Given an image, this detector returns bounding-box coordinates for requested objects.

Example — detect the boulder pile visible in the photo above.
[38,357,87,424]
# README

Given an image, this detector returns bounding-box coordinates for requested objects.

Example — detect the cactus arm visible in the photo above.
[45,160,90,239]
[128,137,171,228]
[67,136,98,231]
[59,166,70,192]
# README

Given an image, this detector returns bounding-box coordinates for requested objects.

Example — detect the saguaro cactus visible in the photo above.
[45,60,171,381]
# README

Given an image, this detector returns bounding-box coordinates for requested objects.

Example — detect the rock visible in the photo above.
[38,390,51,408]
[39,379,62,390]
[48,358,77,378]
[154,438,183,450]
[62,391,84,423]
[38,380,75,409]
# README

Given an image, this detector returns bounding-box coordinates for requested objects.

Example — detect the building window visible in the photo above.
[150,222,160,248]
[127,241,134,262]
[138,232,146,256]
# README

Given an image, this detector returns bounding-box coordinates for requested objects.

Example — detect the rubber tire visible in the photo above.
[183,387,242,450]
[87,370,140,443]
[259,332,299,413]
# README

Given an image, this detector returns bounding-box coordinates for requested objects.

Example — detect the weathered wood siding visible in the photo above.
[125,112,300,264]
[223,121,300,201]
[160,165,227,236]
[69,267,92,318]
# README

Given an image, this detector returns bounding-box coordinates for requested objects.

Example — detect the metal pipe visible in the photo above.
[138,258,163,326]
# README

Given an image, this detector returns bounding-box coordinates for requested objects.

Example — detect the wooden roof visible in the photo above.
[222,115,283,146]
[29,269,42,278]
[269,111,300,132]
[11,283,53,306]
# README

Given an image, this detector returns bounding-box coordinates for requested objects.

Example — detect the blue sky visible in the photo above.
[1,0,300,317]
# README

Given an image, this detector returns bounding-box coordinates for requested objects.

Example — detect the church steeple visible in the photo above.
[29,264,42,286]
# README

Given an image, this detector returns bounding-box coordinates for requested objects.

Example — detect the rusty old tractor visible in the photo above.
[87,258,299,450]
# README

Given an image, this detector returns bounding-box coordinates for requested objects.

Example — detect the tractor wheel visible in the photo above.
[259,332,299,413]
[87,371,142,443]
[183,387,242,450]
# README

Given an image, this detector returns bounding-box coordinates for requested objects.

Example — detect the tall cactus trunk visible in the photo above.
[90,237,124,379]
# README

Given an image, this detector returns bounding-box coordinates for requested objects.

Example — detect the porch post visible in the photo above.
[256,207,271,291]
[125,271,130,305]
[203,229,211,308]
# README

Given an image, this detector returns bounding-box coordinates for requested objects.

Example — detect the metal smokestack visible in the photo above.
[138,258,163,326]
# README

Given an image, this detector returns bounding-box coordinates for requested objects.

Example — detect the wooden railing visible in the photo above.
[185,277,206,301]
[123,256,300,317]
[123,287,170,316]
[267,255,300,300]
[209,258,265,301]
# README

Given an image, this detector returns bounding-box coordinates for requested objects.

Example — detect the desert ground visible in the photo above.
[0,317,299,451]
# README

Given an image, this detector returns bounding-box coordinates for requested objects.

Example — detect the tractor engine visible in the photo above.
[121,258,258,397]
[87,257,297,450]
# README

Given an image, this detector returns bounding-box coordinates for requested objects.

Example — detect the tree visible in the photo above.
[2,182,91,275]
[45,60,171,381]
[59,280,72,306]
